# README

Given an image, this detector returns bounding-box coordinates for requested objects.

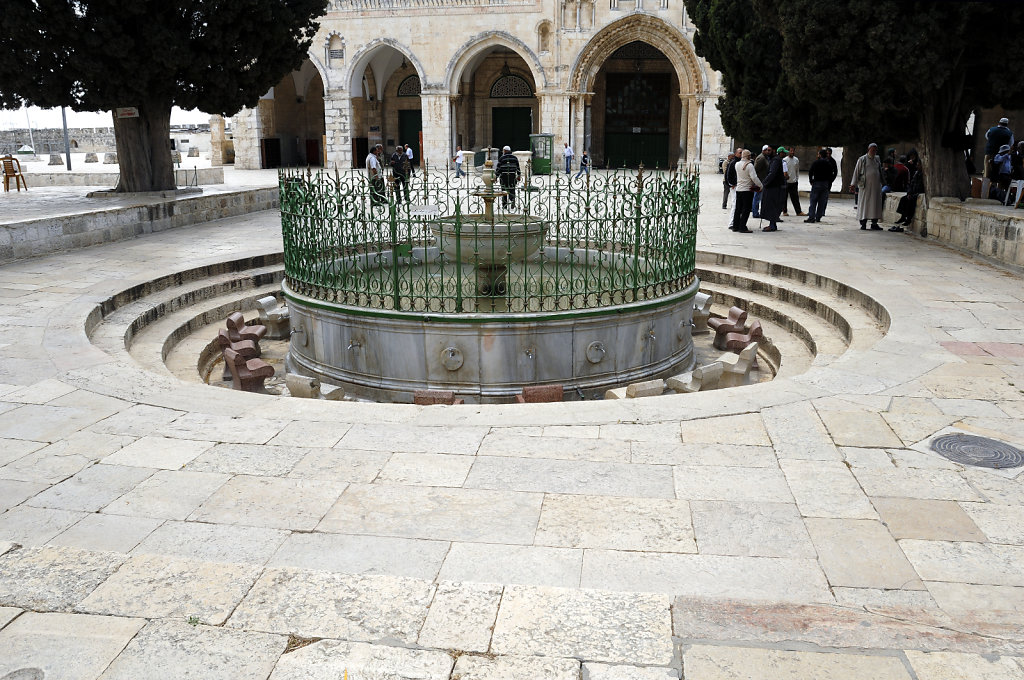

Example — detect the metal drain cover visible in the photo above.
[930,433,1024,469]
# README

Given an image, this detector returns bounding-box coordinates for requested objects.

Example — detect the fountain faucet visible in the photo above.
[648,329,656,341]
[524,348,534,359]
[348,341,361,350]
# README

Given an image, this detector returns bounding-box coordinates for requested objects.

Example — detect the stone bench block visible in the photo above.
[516,384,564,403]
[256,296,290,340]
[223,347,274,392]
[604,387,627,399]
[667,361,724,393]
[285,373,321,399]
[692,292,712,335]
[103,153,118,164]
[84,153,99,163]
[414,390,464,405]
[625,379,666,398]
[723,320,764,352]
[718,342,759,388]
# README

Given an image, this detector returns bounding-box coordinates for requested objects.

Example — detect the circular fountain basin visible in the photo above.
[429,215,549,266]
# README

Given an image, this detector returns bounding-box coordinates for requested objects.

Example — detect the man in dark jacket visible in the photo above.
[722,150,736,208]
[752,145,771,218]
[759,147,787,232]
[390,145,411,203]
[496,145,521,209]
[806,149,832,223]
[724,149,739,228]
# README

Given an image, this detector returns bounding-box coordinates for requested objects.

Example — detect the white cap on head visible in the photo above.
[868,142,878,149]
[1000,117,1010,125]
[762,144,770,151]
[503,145,511,152]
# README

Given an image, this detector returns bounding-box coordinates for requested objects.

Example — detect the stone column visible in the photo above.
[419,92,452,172]
[538,92,569,141]
[323,91,352,169]
[678,94,692,167]
[209,115,226,166]
[232,106,263,170]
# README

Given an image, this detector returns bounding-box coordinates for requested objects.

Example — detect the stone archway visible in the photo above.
[570,15,708,166]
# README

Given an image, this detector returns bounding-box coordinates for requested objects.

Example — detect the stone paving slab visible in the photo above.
[131,519,289,565]
[438,542,583,588]
[451,654,580,679]
[681,644,912,680]
[536,494,696,553]
[189,475,347,531]
[805,518,924,590]
[26,463,155,513]
[464,456,676,498]
[0,606,21,629]
[0,546,125,611]
[0,612,145,680]
[49,514,163,553]
[97,619,286,680]
[268,639,454,680]
[269,531,449,580]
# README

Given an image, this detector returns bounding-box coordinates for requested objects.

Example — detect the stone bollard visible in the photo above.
[285,373,321,399]
[103,153,118,164]
[84,153,98,163]
[48,153,63,166]
[188,147,199,157]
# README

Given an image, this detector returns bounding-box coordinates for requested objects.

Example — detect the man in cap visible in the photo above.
[851,143,884,230]
[365,143,385,206]
[497,145,521,209]
[390,145,411,203]
[993,143,1014,201]
[759,146,787,232]
[985,117,1014,180]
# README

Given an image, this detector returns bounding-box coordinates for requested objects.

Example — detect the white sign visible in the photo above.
[410,204,440,217]
[115,107,139,119]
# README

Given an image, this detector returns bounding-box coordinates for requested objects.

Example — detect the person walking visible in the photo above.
[783,147,805,216]
[497,145,521,209]
[805,149,831,223]
[453,145,467,177]
[404,144,416,177]
[732,149,761,234]
[821,147,838,217]
[575,150,591,179]
[365,143,385,206]
[851,142,884,230]
[563,142,574,175]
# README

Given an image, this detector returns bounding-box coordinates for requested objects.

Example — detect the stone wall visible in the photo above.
[0,187,277,264]
[22,167,225,188]
[884,192,1024,271]
[0,128,116,155]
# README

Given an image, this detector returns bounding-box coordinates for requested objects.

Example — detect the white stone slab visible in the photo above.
[376,451,474,486]
[228,567,435,643]
[805,518,924,589]
[452,654,580,679]
[337,423,488,455]
[536,494,696,553]
[0,479,46,512]
[583,663,679,679]
[0,612,145,680]
[190,475,347,531]
[318,483,543,544]
[0,404,114,442]
[0,431,136,483]
[26,463,154,512]
[478,432,631,462]
[266,420,352,447]
[417,580,502,653]
[77,553,261,625]
[269,639,453,680]
[269,532,449,580]
[50,514,163,553]
[672,465,793,503]
[132,520,289,565]
[187,442,310,476]
[780,459,878,519]
[155,412,288,444]
[900,539,1024,586]
[691,500,816,557]
[101,469,229,519]
[852,467,984,501]
[581,550,832,603]
[818,410,903,448]
[465,456,676,498]
[679,413,771,446]
[287,447,391,482]
[100,435,215,470]
[0,505,89,546]
[491,585,673,665]
[0,545,125,610]
[97,619,286,680]
[761,402,843,460]
[0,378,77,405]
[89,404,185,436]
[630,441,778,467]
[683,644,911,680]
[438,543,582,588]
[0,437,45,467]
[906,650,1024,680]
[872,498,986,541]
[959,502,1024,544]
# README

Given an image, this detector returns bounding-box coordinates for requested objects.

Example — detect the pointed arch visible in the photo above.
[445,32,547,94]
[345,39,427,99]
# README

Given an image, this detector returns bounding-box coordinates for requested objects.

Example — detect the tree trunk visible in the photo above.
[111,102,175,192]
[840,147,857,194]
[917,81,971,201]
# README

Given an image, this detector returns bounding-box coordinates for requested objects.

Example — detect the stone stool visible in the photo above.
[216,329,258,380]
[285,372,321,399]
[256,296,290,340]
[222,347,275,392]
[692,292,712,334]
[667,361,724,393]
[718,342,759,388]
[48,154,63,166]
[84,153,98,163]
[711,307,750,350]
[226,312,266,346]
[516,384,564,403]
[723,320,764,352]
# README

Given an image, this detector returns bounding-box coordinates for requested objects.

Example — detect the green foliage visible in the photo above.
[0,0,327,114]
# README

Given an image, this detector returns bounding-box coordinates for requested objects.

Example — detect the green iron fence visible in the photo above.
[279,165,699,315]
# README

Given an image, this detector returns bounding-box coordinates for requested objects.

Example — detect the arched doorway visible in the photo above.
[348,44,423,169]
[594,41,677,168]
[571,15,706,168]
[452,45,540,154]
[259,60,326,168]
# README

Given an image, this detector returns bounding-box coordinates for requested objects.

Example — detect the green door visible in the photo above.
[492,107,532,153]
[398,109,422,166]
[603,73,670,168]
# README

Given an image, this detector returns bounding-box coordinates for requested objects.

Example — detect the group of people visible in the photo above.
[986,117,1023,203]
[852,144,924,231]
[364,143,417,205]
[724,145,838,233]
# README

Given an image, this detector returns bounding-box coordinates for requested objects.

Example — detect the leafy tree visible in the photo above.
[685,0,1024,199]
[0,0,326,192]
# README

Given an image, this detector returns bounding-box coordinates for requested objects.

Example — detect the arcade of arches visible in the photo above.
[231,18,727,172]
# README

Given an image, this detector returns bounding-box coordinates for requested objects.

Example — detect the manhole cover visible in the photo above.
[930,433,1024,469]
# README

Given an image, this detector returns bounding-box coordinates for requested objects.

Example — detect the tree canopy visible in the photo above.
[0,0,327,191]
[684,0,1024,198]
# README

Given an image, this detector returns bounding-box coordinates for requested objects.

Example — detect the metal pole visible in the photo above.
[61,106,72,170]
[24,107,36,155]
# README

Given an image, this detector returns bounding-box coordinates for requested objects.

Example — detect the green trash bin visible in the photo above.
[529,133,554,175]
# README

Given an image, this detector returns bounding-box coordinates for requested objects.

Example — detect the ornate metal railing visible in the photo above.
[279,166,699,315]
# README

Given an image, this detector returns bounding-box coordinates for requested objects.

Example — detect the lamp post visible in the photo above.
[61,106,72,170]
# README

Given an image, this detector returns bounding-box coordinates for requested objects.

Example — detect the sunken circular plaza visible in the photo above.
[279,167,700,403]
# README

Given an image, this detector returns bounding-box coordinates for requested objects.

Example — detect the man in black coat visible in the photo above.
[759,147,787,232]
[496,145,521,209]
[806,148,832,223]
[390,145,411,203]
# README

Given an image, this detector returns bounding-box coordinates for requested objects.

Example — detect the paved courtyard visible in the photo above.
[0,175,1022,678]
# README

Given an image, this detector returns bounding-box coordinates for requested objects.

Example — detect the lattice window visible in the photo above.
[609,41,665,61]
[397,75,421,97]
[489,74,533,98]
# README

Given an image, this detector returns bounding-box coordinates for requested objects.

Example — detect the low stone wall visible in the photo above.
[885,192,1024,270]
[22,167,225,187]
[0,187,278,263]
